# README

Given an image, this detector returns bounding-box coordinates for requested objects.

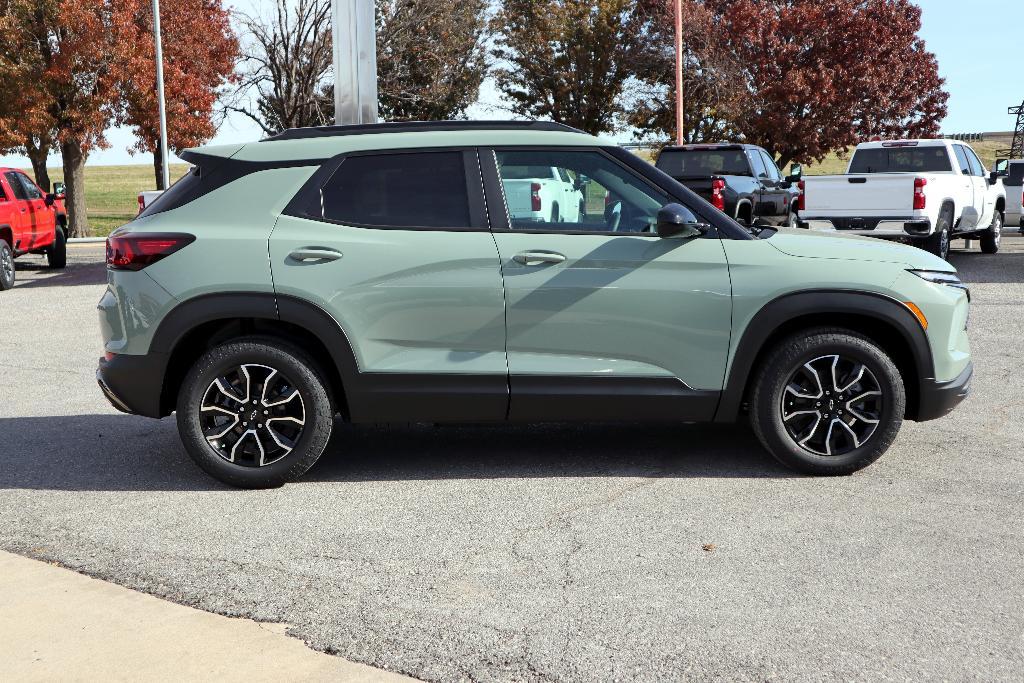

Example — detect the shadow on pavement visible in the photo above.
[13,259,107,289]
[947,242,1024,285]
[0,414,793,492]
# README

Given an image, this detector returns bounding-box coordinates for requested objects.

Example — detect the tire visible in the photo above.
[47,225,67,269]
[736,204,752,226]
[749,329,905,476]
[922,207,952,260]
[176,338,334,488]
[980,210,1001,254]
[0,241,14,291]
[783,210,798,228]
[551,202,560,223]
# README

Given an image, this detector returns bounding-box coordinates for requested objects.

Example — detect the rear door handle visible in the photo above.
[513,250,566,266]
[289,247,342,262]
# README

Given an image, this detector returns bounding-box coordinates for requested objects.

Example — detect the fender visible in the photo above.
[713,290,935,422]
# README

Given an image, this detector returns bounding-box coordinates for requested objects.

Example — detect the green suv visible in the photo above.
[96,121,973,487]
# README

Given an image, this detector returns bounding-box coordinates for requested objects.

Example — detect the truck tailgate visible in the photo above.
[501,179,534,215]
[803,175,914,214]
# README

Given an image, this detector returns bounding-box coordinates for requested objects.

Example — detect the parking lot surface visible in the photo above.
[2,239,1023,681]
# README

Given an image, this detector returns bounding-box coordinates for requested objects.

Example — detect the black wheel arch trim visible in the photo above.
[714,289,936,423]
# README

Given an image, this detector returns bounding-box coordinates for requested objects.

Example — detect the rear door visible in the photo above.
[14,172,53,248]
[755,150,789,222]
[2,171,30,250]
[951,145,978,228]
[483,147,732,422]
[961,145,990,227]
[269,148,509,422]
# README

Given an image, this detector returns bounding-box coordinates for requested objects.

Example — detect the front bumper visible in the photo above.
[96,352,169,418]
[799,217,932,238]
[915,362,973,422]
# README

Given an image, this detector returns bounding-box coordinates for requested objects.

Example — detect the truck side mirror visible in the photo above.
[785,164,802,183]
[53,182,66,198]
[995,159,1008,176]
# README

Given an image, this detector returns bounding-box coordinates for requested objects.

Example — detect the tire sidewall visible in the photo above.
[752,333,905,474]
[176,340,333,488]
[0,242,14,290]
[48,226,67,268]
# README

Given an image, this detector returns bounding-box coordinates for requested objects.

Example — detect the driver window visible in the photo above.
[495,150,672,233]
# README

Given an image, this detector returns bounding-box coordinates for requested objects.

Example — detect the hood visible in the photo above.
[766,228,952,271]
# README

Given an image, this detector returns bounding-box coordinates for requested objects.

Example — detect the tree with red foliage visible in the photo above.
[114,0,237,189]
[705,0,947,168]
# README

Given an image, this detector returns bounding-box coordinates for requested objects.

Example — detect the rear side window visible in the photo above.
[137,166,202,218]
[321,152,471,228]
[657,149,751,177]
[4,171,28,200]
[16,173,42,199]
[1006,163,1024,186]
[952,146,972,175]
[963,147,985,177]
[848,147,952,173]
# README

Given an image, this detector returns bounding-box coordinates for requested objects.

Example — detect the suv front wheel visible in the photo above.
[750,329,905,475]
[176,338,334,488]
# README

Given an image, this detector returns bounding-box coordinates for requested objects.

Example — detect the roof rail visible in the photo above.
[263,120,586,142]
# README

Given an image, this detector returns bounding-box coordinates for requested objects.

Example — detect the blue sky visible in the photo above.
[2,0,1022,168]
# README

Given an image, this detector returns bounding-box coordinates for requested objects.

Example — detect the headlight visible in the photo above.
[909,269,970,300]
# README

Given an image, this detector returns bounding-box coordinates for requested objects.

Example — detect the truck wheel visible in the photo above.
[749,329,905,475]
[922,208,951,260]
[176,337,334,488]
[980,211,1001,254]
[0,241,14,290]
[550,202,561,223]
[47,226,67,269]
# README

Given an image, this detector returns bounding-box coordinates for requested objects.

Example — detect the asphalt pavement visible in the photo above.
[1,239,1022,681]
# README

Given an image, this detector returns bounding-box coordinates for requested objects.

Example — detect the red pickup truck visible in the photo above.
[0,168,67,290]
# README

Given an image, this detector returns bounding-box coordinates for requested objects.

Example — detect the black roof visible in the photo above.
[263,120,585,142]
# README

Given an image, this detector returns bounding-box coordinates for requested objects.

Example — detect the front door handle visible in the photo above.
[289,247,342,263]
[513,250,566,266]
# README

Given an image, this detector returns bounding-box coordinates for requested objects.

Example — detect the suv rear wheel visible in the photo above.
[176,338,333,488]
[750,329,905,475]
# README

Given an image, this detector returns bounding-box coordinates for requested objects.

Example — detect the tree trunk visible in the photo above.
[24,136,51,192]
[153,146,165,191]
[60,138,90,238]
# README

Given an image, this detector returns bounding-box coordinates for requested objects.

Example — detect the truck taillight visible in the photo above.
[797,180,806,212]
[913,178,927,210]
[137,194,145,215]
[530,182,542,212]
[711,178,726,211]
[106,233,195,271]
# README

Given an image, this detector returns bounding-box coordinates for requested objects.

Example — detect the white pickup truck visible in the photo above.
[499,163,585,225]
[797,139,1006,259]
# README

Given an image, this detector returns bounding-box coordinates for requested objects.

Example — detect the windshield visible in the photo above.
[848,147,952,173]
[657,149,751,177]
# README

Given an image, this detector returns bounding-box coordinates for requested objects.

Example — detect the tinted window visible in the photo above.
[952,146,972,175]
[759,151,781,181]
[321,152,470,228]
[137,166,201,218]
[963,147,985,177]
[848,147,953,173]
[657,149,751,177]
[16,173,42,199]
[1006,162,1024,186]
[4,172,28,200]
[496,149,673,233]
[748,151,768,178]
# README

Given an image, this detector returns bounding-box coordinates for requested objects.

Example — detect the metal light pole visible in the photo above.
[152,0,170,190]
[332,0,379,125]
[674,0,684,145]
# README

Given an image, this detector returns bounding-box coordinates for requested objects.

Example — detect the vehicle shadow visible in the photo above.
[947,240,1024,284]
[0,414,794,493]
[13,258,107,289]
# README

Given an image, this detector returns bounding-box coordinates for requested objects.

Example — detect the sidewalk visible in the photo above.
[0,551,415,682]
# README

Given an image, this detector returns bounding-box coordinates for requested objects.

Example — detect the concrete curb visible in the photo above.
[68,237,107,244]
[0,550,416,682]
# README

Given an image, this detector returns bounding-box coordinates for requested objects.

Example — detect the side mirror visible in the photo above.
[657,203,708,239]
[45,193,56,206]
[995,159,1009,175]
[787,164,803,182]
[574,174,590,192]
[989,171,1000,185]
[53,182,65,198]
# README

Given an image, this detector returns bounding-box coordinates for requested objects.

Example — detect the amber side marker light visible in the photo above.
[903,302,928,330]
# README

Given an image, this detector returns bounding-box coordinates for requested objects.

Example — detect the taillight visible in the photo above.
[530,182,542,212]
[106,232,195,271]
[711,178,726,211]
[797,180,806,212]
[913,178,927,210]
[137,194,145,215]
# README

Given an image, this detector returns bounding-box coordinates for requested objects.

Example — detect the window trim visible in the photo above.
[282,147,490,232]
[480,145,725,238]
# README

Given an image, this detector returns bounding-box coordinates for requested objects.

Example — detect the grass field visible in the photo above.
[22,139,1008,237]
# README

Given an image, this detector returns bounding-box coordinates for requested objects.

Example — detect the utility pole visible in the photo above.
[332,0,379,125]
[674,0,684,145]
[152,0,170,190]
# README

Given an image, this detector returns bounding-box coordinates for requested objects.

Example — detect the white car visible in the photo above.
[499,163,585,224]
[798,139,1006,259]
[998,159,1023,232]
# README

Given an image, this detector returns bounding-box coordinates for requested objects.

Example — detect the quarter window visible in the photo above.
[494,149,672,233]
[321,152,472,229]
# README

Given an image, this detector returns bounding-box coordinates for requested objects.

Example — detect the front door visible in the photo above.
[2,171,30,250]
[483,147,732,422]
[269,149,509,422]
[14,172,52,249]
